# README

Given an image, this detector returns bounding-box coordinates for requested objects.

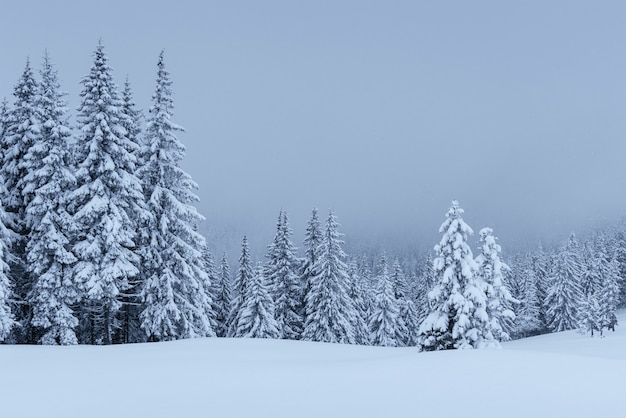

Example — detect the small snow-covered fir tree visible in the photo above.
[300,208,322,318]
[415,253,435,323]
[475,227,516,343]
[578,292,600,337]
[391,259,409,301]
[545,233,583,332]
[512,257,542,338]
[530,245,551,331]
[302,211,356,344]
[265,210,302,339]
[203,248,220,334]
[213,253,232,337]
[400,299,420,346]
[24,53,81,345]
[594,237,619,333]
[138,51,213,341]
[369,259,402,347]
[234,265,279,339]
[418,200,489,351]
[389,259,416,346]
[347,261,370,345]
[228,236,254,337]
[69,42,148,344]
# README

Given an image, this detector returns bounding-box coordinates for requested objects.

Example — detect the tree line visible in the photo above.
[0,43,621,349]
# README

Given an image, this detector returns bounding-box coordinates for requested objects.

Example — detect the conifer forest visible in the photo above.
[0,43,623,350]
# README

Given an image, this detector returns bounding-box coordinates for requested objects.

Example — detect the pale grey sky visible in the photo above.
[1,1,625,258]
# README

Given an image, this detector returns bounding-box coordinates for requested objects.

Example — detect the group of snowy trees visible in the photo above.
[417,201,515,350]
[211,199,622,351]
[0,43,213,345]
[0,45,622,350]
[506,231,621,339]
[216,209,421,346]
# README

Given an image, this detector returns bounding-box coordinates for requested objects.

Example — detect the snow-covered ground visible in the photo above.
[2,315,626,418]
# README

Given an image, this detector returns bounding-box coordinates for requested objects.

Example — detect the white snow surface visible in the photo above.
[3,313,626,417]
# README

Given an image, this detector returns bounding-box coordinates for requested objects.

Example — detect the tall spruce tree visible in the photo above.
[302,211,356,344]
[265,210,302,339]
[390,259,416,346]
[69,42,147,344]
[347,261,370,345]
[2,59,40,343]
[117,76,144,344]
[0,191,14,341]
[229,236,254,337]
[300,208,322,318]
[234,265,279,339]
[213,253,232,337]
[138,51,214,341]
[0,101,15,341]
[24,53,81,345]
[593,235,619,333]
[475,227,515,343]
[369,259,402,347]
[415,253,435,323]
[530,245,551,331]
[418,200,489,350]
[545,233,583,332]
[512,256,542,338]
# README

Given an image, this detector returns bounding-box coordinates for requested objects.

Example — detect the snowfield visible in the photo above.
[2,315,626,418]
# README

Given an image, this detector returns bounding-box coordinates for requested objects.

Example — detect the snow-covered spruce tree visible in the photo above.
[203,248,220,335]
[302,211,356,344]
[347,261,370,345]
[418,200,490,351]
[593,236,619,333]
[390,259,418,346]
[512,257,542,338]
[530,245,551,332]
[213,253,232,337]
[0,99,16,341]
[545,233,583,332]
[475,227,516,343]
[116,76,145,344]
[391,259,409,301]
[613,225,626,307]
[0,190,15,341]
[300,208,322,318]
[234,264,279,339]
[401,298,420,346]
[2,59,40,343]
[23,53,82,345]
[68,43,148,345]
[415,253,435,323]
[138,51,214,341]
[578,292,600,337]
[228,236,254,337]
[369,259,402,347]
[265,210,302,339]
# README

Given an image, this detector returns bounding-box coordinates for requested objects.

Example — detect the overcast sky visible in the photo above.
[1,1,626,258]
